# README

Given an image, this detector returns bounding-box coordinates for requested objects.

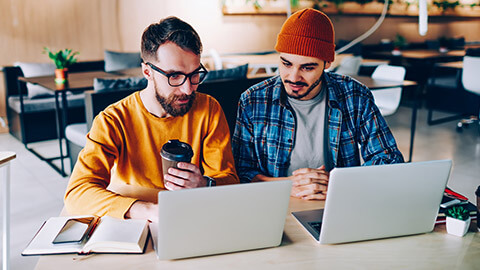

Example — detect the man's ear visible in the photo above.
[324,61,332,70]
[142,63,153,80]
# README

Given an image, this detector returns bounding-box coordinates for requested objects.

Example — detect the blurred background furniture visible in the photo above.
[3,61,104,146]
[220,51,278,77]
[3,51,141,145]
[3,51,143,174]
[336,40,363,56]
[16,70,130,176]
[362,40,465,91]
[103,50,142,72]
[204,64,248,82]
[333,55,363,76]
[456,50,480,131]
[426,60,479,127]
[208,49,224,70]
[64,123,87,170]
[370,64,406,116]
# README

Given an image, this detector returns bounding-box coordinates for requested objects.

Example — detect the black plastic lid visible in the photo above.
[160,140,193,162]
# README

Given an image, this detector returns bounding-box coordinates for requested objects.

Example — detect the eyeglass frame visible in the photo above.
[145,62,208,87]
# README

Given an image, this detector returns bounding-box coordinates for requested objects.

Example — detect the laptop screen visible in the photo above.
[153,180,292,259]
[293,160,452,244]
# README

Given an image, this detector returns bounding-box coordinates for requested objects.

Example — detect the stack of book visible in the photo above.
[436,187,478,225]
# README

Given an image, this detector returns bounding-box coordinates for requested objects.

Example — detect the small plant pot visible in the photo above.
[391,48,402,56]
[55,68,68,84]
[439,47,449,53]
[446,216,470,237]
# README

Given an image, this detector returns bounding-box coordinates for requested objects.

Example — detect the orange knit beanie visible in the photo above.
[275,8,335,62]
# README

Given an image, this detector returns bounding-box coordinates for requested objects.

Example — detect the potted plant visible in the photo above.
[445,205,471,237]
[438,36,450,53]
[43,47,79,83]
[392,34,407,56]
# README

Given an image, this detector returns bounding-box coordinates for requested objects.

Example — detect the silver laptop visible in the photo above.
[151,180,292,260]
[292,160,452,244]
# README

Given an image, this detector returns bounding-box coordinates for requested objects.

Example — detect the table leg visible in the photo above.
[408,85,420,162]
[409,102,417,162]
[2,162,11,270]
[54,92,67,177]
[17,79,67,176]
[60,91,69,175]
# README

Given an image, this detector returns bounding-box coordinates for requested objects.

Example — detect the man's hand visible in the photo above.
[125,201,158,223]
[290,165,330,200]
[163,162,207,190]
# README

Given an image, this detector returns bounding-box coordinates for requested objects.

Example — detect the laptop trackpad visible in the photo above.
[292,209,324,241]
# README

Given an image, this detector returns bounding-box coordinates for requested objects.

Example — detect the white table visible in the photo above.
[34,184,480,269]
[0,151,16,270]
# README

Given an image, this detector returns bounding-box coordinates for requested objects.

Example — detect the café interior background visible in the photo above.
[2,0,480,131]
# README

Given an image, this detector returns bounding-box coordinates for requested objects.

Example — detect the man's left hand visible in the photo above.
[164,162,207,190]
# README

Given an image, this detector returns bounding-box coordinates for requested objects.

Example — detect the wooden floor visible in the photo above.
[0,106,479,270]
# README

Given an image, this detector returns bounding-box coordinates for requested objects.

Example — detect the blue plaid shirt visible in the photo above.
[232,72,404,183]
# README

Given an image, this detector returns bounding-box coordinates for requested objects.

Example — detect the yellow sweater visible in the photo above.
[64,91,239,218]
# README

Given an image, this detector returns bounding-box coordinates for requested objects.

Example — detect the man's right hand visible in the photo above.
[252,165,330,200]
[125,201,158,223]
[290,165,330,200]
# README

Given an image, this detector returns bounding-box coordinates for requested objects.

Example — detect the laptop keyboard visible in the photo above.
[308,221,322,234]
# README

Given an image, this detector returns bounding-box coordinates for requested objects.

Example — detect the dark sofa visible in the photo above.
[2,60,105,145]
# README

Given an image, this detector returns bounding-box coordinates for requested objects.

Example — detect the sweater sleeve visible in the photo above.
[201,97,239,185]
[64,112,138,219]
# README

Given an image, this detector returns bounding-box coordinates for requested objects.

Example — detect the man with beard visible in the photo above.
[232,8,403,201]
[65,17,238,222]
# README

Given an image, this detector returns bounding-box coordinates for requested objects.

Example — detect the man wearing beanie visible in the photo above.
[232,8,403,200]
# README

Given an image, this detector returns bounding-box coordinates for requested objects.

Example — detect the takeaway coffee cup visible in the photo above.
[160,140,194,184]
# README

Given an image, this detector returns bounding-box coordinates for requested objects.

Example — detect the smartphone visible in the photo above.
[52,216,98,244]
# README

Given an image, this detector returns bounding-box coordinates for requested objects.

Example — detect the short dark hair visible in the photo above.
[141,16,202,62]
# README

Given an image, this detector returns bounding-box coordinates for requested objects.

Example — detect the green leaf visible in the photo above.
[445,205,470,221]
[42,47,79,69]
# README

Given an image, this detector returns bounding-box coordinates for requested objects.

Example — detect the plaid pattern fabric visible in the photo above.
[232,72,404,183]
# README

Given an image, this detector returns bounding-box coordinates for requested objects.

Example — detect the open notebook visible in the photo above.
[22,216,149,256]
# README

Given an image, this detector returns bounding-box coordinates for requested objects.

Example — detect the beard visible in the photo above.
[154,88,196,117]
[284,74,323,100]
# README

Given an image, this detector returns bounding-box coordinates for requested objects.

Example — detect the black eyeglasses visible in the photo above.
[146,62,208,87]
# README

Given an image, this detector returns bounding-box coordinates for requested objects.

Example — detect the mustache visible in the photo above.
[170,93,195,102]
[284,80,308,87]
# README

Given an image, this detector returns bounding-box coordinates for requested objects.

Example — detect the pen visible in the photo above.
[84,217,100,242]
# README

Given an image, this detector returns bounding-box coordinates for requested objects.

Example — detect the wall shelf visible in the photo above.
[222,1,480,18]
